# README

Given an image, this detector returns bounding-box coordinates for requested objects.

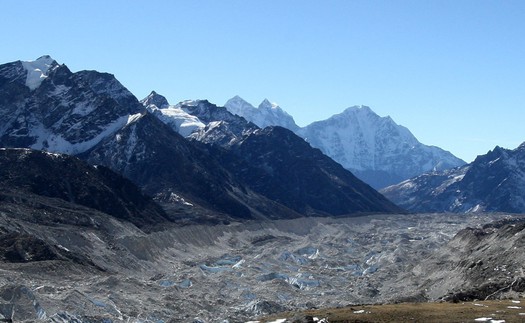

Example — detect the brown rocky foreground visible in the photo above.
[260,299,525,323]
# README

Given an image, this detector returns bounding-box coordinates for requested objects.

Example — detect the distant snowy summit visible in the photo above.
[297,105,466,188]
[224,96,465,188]
[141,91,205,137]
[225,96,300,132]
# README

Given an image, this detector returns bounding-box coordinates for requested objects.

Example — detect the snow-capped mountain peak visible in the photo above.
[140,90,170,109]
[224,96,299,131]
[297,104,465,188]
[224,95,256,116]
[344,105,372,113]
[21,55,59,90]
[258,98,279,110]
[140,94,205,137]
[340,105,387,122]
[174,99,203,109]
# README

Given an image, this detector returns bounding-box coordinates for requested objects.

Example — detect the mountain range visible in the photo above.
[381,143,525,213]
[221,96,465,189]
[221,96,525,215]
[0,56,402,223]
[223,97,466,189]
[1,55,525,322]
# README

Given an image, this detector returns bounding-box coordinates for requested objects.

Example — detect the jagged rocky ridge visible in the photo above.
[212,126,399,215]
[381,143,525,213]
[224,96,466,189]
[0,56,402,220]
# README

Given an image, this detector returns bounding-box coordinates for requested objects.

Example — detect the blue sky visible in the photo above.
[2,0,524,162]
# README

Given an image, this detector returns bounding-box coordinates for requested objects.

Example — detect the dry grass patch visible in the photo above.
[260,299,525,323]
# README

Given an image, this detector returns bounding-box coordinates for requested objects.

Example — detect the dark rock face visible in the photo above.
[0,59,143,154]
[213,126,404,215]
[183,100,259,146]
[0,148,168,230]
[381,143,525,213]
[170,100,403,216]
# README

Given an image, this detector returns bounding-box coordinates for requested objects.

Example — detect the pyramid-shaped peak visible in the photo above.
[224,95,257,116]
[225,95,254,107]
[36,55,55,62]
[258,98,279,110]
[140,91,170,109]
[230,95,245,101]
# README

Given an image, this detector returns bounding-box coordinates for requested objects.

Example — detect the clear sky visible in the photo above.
[2,0,524,162]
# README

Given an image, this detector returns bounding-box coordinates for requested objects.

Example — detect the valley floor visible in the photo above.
[0,212,524,322]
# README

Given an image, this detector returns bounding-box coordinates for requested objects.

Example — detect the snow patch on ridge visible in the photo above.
[30,114,131,155]
[147,105,205,137]
[21,56,57,91]
[126,112,144,125]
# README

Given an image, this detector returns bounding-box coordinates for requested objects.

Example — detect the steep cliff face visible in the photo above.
[84,113,266,220]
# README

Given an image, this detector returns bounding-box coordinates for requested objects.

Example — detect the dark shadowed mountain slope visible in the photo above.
[0,148,168,230]
[381,143,525,213]
[83,113,300,221]
[212,126,404,215]
[0,58,299,221]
